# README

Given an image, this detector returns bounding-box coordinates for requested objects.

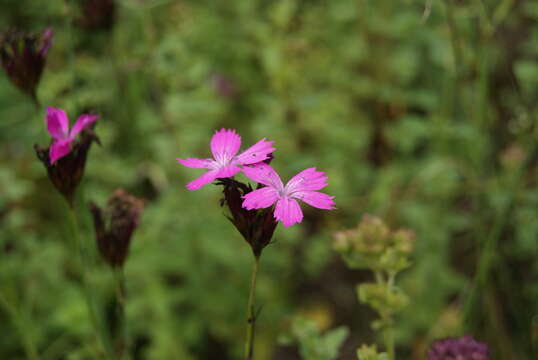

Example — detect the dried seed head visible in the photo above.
[0,28,53,103]
[90,189,144,268]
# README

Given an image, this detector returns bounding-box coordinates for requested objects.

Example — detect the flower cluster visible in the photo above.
[333,215,414,273]
[177,129,335,254]
[177,129,335,226]
[427,335,489,360]
[0,28,53,103]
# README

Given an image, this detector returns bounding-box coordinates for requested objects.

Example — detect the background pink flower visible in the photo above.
[46,107,99,164]
[177,128,275,190]
[242,163,335,227]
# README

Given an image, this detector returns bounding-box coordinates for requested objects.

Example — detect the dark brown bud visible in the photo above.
[78,0,116,31]
[35,129,99,206]
[218,178,278,257]
[0,28,53,104]
[90,189,144,268]
[211,74,237,98]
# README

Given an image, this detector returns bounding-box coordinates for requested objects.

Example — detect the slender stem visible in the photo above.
[384,325,395,360]
[244,254,260,360]
[384,272,396,360]
[0,294,40,360]
[67,207,113,359]
[113,268,128,360]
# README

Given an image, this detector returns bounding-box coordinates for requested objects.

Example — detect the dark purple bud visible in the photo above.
[0,28,53,104]
[90,189,144,268]
[78,0,117,31]
[427,335,489,360]
[218,178,277,257]
[211,74,237,98]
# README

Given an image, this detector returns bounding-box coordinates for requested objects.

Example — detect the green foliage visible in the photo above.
[357,344,388,360]
[279,317,348,360]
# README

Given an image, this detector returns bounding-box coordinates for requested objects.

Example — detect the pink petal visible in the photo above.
[274,197,303,227]
[292,191,336,210]
[177,158,214,169]
[49,139,72,164]
[286,168,328,193]
[242,163,283,189]
[235,138,275,165]
[210,128,241,163]
[46,107,69,140]
[242,187,279,210]
[216,165,241,178]
[70,114,99,139]
[186,170,219,191]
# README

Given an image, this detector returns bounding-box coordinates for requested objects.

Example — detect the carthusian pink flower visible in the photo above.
[46,107,99,164]
[242,163,335,227]
[177,129,275,190]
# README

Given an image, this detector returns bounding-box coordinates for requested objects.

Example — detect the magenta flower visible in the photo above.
[242,163,335,227]
[46,107,99,164]
[177,129,275,190]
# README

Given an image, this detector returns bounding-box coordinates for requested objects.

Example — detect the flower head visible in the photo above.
[427,335,489,360]
[0,28,53,103]
[35,107,99,206]
[219,178,277,256]
[242,163,335,227]
[90,189,144,268]
[177,128,275,190]
[45,107,99,164]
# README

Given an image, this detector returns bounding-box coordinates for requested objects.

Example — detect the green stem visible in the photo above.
[67,207,113,359]
[384,325,395,360]
[0,294,40,360]
[244,255,260,360]
[113,268,128,360]
[385,272,396,360]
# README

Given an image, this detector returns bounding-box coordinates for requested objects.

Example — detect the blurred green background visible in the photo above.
[1,0,537,359]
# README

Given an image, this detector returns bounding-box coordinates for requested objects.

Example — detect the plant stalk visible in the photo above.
[67,207,113,359]
[0,294,40,360]
[113,268,128,360]
[244,254,260,360]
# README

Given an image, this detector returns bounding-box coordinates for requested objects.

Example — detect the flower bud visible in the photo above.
[90,189,144,268]
[78,0,116,31]
[355,215,390,252]
[35,128,98,206]
[0,28,53,103]
[219,178,278,257]
[211,74,237,98]
[392,229,415,254]
[332,231,351,252]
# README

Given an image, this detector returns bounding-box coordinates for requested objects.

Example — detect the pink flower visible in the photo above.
[242,163,335,227]
[177,129,275,190]
[46,107,99,164]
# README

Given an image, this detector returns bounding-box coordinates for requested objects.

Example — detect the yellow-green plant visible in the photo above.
[334,216,415,360]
